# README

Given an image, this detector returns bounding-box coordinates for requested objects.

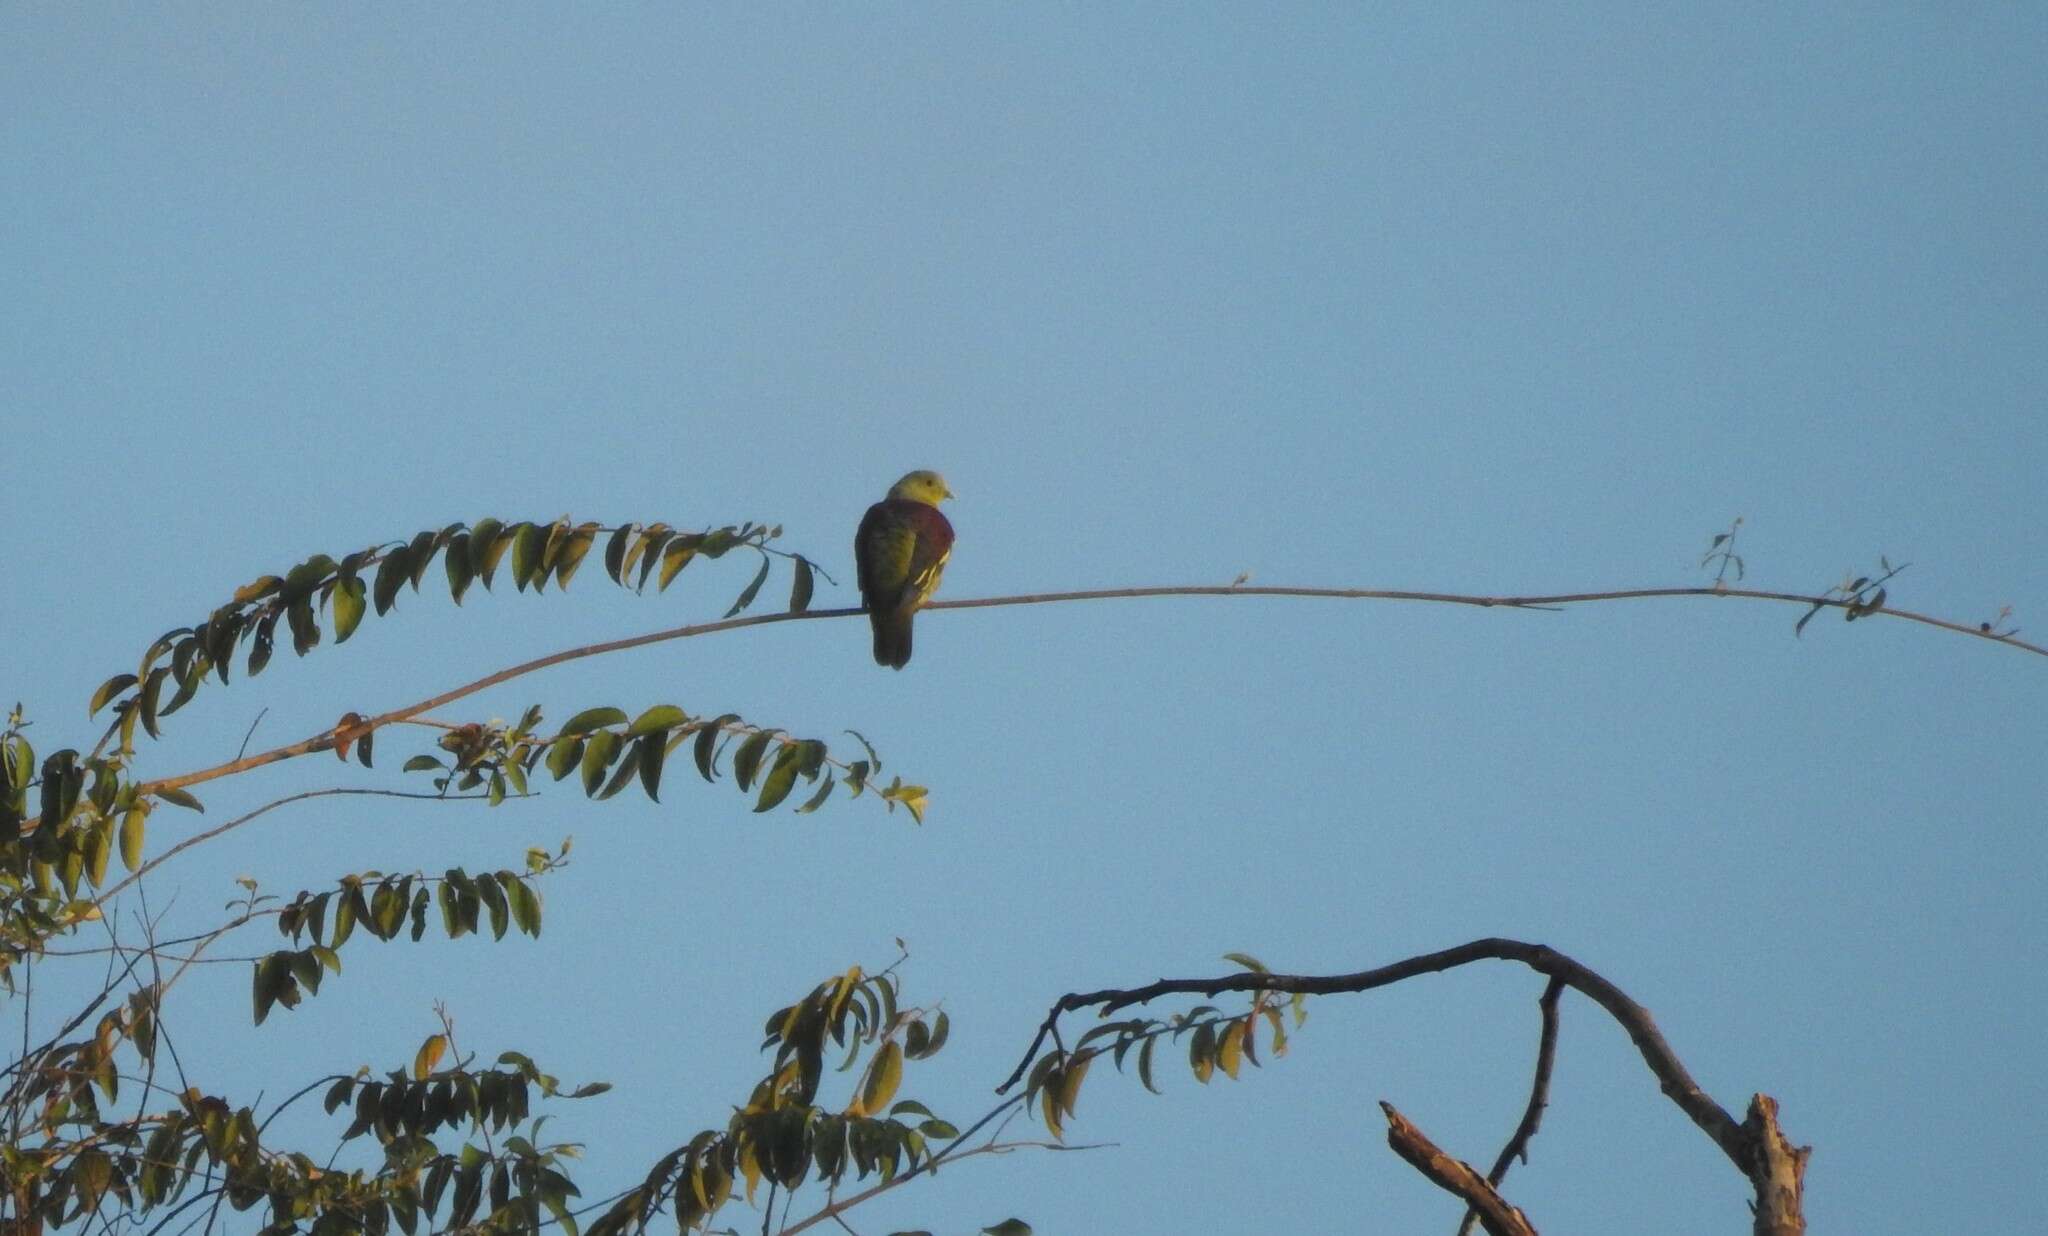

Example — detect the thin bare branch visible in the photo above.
[28,578,2038,831]
[92,787,497,910]
[1459,977,1564,1236]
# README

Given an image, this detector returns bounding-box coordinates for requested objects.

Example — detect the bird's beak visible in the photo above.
[944,486,957,500]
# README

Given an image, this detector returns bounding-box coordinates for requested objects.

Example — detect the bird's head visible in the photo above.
[887,470,955,505]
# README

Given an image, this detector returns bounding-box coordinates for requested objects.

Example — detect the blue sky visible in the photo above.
[3,7,2044,1233]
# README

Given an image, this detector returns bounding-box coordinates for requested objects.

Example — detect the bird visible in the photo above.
[855,470,955,669]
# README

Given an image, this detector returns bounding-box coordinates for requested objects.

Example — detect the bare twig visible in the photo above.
[91,786,498,910]
[1458,976,1564,1236]
[1382,1102,1538,1236]
[234,708,268,761]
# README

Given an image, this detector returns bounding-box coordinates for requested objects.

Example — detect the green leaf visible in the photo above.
[626,704,687,737]
[982,1221,1033,1236]
[89,673,137,719]
[289,946,322,994]
[789,556,815,613]
[119,807,146,872]
[468,518,505,576]
[553,524,597,588]
[407,529,442,588]
[545,736,584,781]
[246,614,277,677]
[438,880,463,938]
[373,546,412,615]
[636,734,666,802]
[82,816,111,886]
[402,755,444,773]
[694,715,738,782]
[137,667,168,738]
[445,533,475,604]
[510,522,542,590]
[561,707,628,736]
[287,595,320,655]
[579,730,621,797]
[860,1041,903,1115]
[155,787,203,813]
[794,772,836,814]
[603,523,634,584]
[1217,1019,1245,1078]
[1222,952,1269,973]
[625,526,667,589]
[1130,1031,1163,1088]
[656,535,696,591]
[506,878,541,937]
[753,745,803,812]
[281,555,336,601]
[333,885,361,948]
[597,742,642,799]
[323,1077,354,1115]
[477,871,509,939]
[845,728,882,773]
[158,660,203,717]
[253,952,290,1025]
[732,731,774,791]
[723,554,772,618]
[332,576,368,643]
[1190,1023,1215,1084]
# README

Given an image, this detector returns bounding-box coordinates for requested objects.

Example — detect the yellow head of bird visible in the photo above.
[888,470,955,504]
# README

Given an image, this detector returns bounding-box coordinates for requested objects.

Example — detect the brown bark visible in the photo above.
[1744,1094,1810,1236]
[1380,1103,1537,1236]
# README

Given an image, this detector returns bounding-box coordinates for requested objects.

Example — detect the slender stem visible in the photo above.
[125,580,2041,805]
[93,788,493,911]
[1458,977,1564,1236]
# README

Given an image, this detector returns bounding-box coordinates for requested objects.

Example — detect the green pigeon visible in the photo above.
[855,470,956,669]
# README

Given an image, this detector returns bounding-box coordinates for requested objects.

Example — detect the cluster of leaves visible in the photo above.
[86,517,814,747]
[1019,954,1309,1140]
[10,1038,601,1235]
[407,704,929,821]
[315,1039,605,1234]
[1795,556,1906,636]
[254,851,560,1025]
[587,964,957,1236]
[0,713,204,988]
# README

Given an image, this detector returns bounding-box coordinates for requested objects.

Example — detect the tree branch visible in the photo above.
[1458,976,1564,1236]
[1001,937,1805,1230]
[1382,1102,1538,1236]
[121,579,2037,806]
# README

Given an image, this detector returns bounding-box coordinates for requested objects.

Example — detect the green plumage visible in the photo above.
[856,472,955,669]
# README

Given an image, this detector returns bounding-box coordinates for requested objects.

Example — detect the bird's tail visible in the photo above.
[871,610,913,670]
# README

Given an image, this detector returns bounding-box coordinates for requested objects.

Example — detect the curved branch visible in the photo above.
[1002,938,1746,1164]
[129,578,2037,802]
[1003,937,1807,1231]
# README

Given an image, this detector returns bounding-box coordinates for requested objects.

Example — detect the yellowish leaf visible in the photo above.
[413,1034,447,1080]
